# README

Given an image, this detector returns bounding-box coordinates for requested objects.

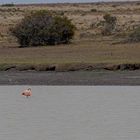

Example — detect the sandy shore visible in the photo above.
[0,70,140,85]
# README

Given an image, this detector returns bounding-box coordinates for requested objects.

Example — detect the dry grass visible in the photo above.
[0,2,140,43]
[0,39,140,65]
[0,2,140,70]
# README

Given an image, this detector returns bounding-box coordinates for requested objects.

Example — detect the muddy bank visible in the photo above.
[1,63,140,72]
[0,70,140,85]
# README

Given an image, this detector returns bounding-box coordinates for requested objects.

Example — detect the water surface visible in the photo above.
[0,86,140,140]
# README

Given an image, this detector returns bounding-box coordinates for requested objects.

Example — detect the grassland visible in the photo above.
[0,2,140,71]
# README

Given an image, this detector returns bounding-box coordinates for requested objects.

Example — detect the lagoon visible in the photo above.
[0,86,140,140]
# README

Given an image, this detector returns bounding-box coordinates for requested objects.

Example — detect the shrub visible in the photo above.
[10,10,76,47]
[102,13,117,35]
[128,26,140,42]
[90,8,97,12]
[1,3,15,7]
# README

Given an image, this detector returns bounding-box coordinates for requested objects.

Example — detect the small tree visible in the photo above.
[102,13,117,35]
[10,10,76,47]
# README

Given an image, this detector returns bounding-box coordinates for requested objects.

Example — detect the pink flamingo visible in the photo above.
[22,88,32,98]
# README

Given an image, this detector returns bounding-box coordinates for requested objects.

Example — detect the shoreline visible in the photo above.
[0,70,140,85]
[1,63,140,72]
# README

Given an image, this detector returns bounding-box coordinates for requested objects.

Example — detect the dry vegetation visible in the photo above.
[0,2,140,71]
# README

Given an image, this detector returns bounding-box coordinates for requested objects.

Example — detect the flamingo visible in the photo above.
[22,88,32,98]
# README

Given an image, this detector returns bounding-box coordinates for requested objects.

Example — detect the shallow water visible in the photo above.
[0,86,140,140]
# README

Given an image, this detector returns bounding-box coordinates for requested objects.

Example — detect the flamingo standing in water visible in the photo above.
[22,88,32,98]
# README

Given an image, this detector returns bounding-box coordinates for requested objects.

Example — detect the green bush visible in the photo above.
[10,10,76,47]
[102,13,117,35]
[128,26,140,42]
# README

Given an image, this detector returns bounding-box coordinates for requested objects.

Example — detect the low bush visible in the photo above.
[102,13,117,35]
[90,8,97,12]
[128,26,140,42]
[10,10,76,47]
[1,3,15,7]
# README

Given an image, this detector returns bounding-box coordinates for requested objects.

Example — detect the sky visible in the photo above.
[0,0,137,4]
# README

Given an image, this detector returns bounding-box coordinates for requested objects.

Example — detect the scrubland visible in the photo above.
[0,2,140,71]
